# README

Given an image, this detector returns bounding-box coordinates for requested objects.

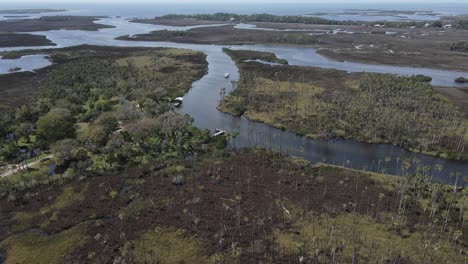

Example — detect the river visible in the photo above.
[0,16,467,183]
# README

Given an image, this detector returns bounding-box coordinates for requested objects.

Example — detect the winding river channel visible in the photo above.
[1,17,467,183]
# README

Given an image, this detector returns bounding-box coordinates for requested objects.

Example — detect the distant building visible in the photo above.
[409,26,416,29]
[229,17,236,22]
[424,23,431,28]
[444,24,453,30]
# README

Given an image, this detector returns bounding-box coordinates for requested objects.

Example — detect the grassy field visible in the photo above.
[219,49,468,160]
[0,149,465,263]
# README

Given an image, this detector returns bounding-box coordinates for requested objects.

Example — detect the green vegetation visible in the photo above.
[219,49,467,160]
[0,222,89,263]
[0,45,214,190]
[223,48,288,64]
[412,74,432,83]
[0,16,114,32]
[137,29,190,38]
[0,33,55,48]
[36,108,76,142]
[455,77,468,83]
[453,19,468,30]
[160,12,347,25]
[118,25,319,45]
[133,227,210,263]
[0,44,466,262]
[449,41,468,52]
[0,149,466,262]
[274,213,462,263]
[158,13,442,29]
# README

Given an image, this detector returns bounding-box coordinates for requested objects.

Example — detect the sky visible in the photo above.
[0,0,466,3]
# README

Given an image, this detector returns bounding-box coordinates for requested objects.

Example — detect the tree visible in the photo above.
[36,108,76,143]
[0,142,19,161]
[431,21,443,28]
[52,139,90,168]
[52,139,80,166]
[95,112,118,135]
[17,123,35,143]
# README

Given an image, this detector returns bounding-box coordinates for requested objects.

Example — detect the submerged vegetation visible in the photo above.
[219,49,468,160]
[8,67,21,73]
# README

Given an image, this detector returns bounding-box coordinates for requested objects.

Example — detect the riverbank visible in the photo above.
[219,49,468,161]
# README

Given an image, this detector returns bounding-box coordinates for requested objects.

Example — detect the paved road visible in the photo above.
[0,154,54,178]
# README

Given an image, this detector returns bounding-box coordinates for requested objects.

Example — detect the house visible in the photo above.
[444,24,453,30]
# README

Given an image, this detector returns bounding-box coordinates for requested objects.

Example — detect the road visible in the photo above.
[0,154,54,178]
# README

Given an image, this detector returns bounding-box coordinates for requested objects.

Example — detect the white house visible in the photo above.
[444,24,453,30]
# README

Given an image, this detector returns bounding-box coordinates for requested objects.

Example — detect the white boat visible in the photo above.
[224,73,230,78]
[212,129,226,137]
[173,97,183,107]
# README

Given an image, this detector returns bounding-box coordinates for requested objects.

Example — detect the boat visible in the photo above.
[173,97,183,107]
[224,73,230,78]
[212,129,226,137]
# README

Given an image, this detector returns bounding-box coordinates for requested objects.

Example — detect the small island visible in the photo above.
[455,77,468,83]
[8,67,21,73]
[0,16,114,32]
[0,33,56,48]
